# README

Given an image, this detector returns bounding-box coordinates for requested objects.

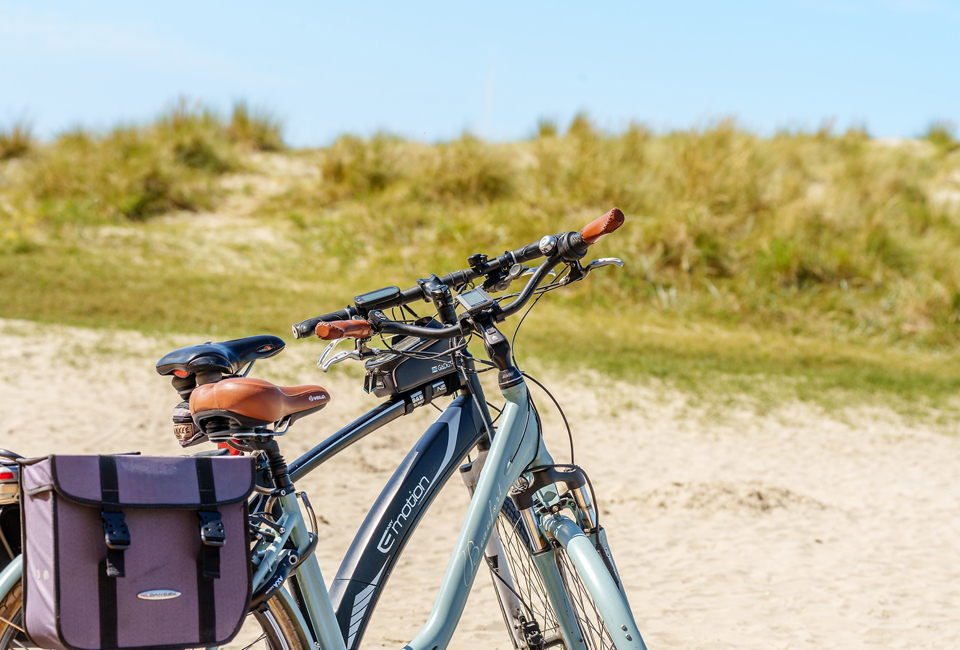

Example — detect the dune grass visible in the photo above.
[0,119,34,161]
[2,108,960,415]
[261,118,960,350]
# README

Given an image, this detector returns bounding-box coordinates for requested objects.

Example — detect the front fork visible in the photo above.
[462,446,628,650]
[459,437,610,650]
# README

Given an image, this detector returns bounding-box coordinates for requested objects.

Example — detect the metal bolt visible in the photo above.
[625,634,632,641]
[621,625,627,631]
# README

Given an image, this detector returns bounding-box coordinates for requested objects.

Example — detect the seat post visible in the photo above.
[254,440,295,496]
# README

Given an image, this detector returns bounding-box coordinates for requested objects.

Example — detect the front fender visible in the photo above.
[0,555,21,600]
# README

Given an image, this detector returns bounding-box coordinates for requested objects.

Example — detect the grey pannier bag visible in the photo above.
[19,455,255,650]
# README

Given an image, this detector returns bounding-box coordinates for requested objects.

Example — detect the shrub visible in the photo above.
[320,133,404,201]
[416,135,515,203]
[227,102,285,152]
[0,119,34,161]
[924,120,959,154]
[23,114,233,223]
[156,100,236,173]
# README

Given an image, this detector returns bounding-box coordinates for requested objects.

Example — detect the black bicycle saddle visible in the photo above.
[156,335,285,378]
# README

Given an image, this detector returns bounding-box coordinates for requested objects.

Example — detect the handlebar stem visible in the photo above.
[418,275,459,325]
[470,312,523,388]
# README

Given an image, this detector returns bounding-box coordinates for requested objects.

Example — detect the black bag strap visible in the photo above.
[196,457,223,578]
[195,457,219,644]
[98,456,123,649]
[98,560,118,649]
[98,455,128,578]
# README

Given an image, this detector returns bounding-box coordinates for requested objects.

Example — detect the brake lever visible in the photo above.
[521,264,557,279]
[317,338,344,369]
[493,263,527,292]
[318,341,382,372]
[320,349,361,372]
[585,257,624,273]
[559,257,624,286]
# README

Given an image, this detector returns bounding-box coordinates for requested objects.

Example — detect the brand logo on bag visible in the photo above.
[137,590,182,601]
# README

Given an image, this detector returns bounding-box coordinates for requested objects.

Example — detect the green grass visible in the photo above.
[2,107,960,416]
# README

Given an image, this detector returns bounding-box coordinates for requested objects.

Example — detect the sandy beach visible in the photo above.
[1,318,957,649]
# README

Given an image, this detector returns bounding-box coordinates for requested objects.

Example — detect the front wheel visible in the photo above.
[489,499,636,650]
[0,580,305,650]
[0,580,24,650]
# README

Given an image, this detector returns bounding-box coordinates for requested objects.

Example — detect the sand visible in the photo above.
[0,318,957,649]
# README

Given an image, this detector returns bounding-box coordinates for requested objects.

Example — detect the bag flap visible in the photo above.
[23,455,254,508]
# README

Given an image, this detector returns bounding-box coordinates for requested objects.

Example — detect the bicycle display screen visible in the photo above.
[354,286,401,310]
[456,287,495,314]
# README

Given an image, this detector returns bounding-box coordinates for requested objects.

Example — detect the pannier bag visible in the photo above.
[19,455,255,650]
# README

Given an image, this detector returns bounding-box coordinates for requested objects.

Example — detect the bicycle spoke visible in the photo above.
[240,633,268,650]
[496,511,561,641]
[555,548,615,650]
[492,498,627,650]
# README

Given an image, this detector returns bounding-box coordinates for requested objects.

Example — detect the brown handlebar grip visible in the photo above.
[315,320,373,340]
[580,208,625,245]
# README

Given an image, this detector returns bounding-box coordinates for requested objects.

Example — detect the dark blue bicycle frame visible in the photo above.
[277,373,491,650]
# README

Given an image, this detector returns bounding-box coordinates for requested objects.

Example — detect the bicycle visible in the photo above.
[0,208,647,650]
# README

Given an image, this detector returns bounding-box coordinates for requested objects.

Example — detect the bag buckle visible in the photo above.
[101,512,130,550]
[198,511,225,547]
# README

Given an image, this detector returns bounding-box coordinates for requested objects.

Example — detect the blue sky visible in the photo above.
[1,1,957,146]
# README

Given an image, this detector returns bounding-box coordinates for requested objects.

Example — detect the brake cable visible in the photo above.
[521,371,576,466]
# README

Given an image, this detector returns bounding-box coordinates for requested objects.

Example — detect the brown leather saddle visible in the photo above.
[190,377,331,437]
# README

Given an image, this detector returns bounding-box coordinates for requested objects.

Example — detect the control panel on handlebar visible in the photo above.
[456,287,495,315]
[354,286,402,313]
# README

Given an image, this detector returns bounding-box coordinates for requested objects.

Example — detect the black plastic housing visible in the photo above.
[354,286,402,313]
[363,322,460,398]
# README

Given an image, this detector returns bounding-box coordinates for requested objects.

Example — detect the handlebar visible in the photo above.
[295,208,625,340]
[581,208,625,244]
[293,307,359,339]
[315,319,373,340]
